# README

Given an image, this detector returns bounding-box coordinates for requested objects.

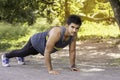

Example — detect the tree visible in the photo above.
[0,0,55,25]
[0,0,40,25]
[0,0,115,25]
[64,0,70,22]
[109,0,120,29]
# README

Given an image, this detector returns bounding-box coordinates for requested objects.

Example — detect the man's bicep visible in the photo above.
[45,33,60,53]
[45,39,55,53]
[45,27,61,53]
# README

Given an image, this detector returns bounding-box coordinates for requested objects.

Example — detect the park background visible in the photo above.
[0,0,120,51]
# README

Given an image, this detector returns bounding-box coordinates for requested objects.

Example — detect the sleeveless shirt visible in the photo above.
[31,26,73,55]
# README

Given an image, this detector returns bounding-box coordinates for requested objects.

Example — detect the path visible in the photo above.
[0,39,120,80]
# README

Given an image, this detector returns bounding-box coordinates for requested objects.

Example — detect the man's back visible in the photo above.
[30,26,73,55]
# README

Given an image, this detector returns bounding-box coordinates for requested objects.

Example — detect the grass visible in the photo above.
[78,21,120,40]
[0,20,120,51]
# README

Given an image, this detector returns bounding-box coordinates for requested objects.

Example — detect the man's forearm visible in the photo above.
[44,53,53,72]
[69,52,76,68]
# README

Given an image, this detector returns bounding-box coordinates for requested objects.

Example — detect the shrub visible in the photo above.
[0,22,29,50]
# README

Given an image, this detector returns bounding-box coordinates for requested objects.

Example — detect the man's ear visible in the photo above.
[65,24,69,27]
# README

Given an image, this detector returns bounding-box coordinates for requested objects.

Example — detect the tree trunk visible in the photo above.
[64,0,70,21]
[109,0,120,29]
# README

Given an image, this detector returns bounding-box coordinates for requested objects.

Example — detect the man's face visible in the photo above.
[68,23,80,36]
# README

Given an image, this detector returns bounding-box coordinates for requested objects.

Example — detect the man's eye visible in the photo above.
[76,28,79,29]
[71,26,74,28]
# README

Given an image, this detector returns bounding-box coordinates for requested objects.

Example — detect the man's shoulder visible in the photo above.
[50,27,61,34]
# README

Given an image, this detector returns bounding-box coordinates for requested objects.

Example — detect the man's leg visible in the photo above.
[1,39,39,66]
[5,39,39,58]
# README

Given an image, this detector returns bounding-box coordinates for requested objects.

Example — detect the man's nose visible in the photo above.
[73,28,77,32]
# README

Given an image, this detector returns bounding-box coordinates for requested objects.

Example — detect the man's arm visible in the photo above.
[44,27,61,74]
[69,34,79,71]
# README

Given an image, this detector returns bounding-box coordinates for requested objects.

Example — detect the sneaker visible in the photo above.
[1,54,10,67]
[16,57,25,65]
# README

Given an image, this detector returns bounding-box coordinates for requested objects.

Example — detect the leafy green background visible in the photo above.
[0,0,120,51]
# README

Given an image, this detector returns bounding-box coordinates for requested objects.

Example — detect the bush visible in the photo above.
[0,23,28,40]
[0,41,11,51]
[0,18,51,51]
[0,22,29,50]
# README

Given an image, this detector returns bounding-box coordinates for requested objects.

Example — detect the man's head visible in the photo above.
[66,14,82,27]
[65,15,82,36]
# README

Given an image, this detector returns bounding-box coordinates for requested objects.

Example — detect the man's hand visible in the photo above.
[70,67,80,71]
[48,70,59,75]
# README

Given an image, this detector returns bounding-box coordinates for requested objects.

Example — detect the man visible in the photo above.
[1,14,82,75]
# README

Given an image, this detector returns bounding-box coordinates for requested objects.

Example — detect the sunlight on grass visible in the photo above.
[78,22,120,39]
[0,20,120,50]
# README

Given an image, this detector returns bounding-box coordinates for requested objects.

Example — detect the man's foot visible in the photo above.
[16,57,25,65]
[1,54,10,67]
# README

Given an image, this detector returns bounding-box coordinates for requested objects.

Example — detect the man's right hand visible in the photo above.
[48,70,59,75]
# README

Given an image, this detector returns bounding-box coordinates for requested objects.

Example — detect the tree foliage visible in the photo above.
[0,0,115,25]
[0,0,120,50]
[0,0,38,25]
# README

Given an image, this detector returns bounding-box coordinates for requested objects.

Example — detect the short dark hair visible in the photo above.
[66,14,82,26]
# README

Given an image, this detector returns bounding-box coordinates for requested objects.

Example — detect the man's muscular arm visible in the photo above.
[44,27,61,75]
[69,34,79,71]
